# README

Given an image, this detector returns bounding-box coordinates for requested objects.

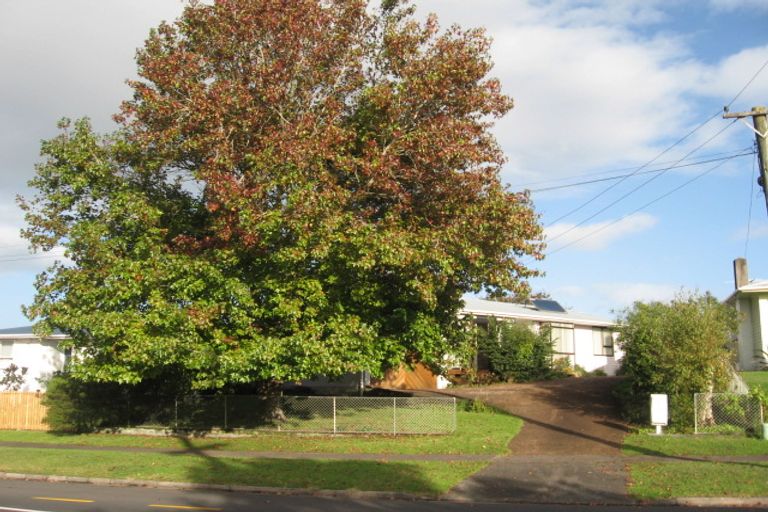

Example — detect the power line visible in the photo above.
[546,119,738,245]
[546,154,735,256]
[541,54,768,231]
[528,150,754,193]
[516,147,751,189]
[544,110,723,228]
[744,151,758,258]
[0,250,66,263]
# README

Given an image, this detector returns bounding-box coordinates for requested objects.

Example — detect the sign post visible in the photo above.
[650,394,668,435]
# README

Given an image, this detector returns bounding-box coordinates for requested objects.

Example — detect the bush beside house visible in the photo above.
[615,292,738,429]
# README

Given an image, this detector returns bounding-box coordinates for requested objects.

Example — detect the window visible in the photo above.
[550,323,574,354]
[0,340,12,359]
[593,328,614,356]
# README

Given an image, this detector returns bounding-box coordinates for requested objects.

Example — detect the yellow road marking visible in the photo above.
[33,497,95,503]
[149,506,222,511]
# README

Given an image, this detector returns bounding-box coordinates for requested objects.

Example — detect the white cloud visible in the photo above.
[691,45,768,107]
[0,206,66,275]
[417,1,767,190]
[732,222,768,241]
[593,282,680,308]
[709,0,768,11]
[544,212,658,250]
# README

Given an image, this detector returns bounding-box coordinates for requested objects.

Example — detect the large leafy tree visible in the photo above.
[21,0,543,390]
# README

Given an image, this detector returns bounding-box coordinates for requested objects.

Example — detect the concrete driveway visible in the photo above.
[442,377,633,504]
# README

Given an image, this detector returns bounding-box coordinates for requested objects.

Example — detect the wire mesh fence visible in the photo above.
[147,395,456,434]
[694,392,764,435]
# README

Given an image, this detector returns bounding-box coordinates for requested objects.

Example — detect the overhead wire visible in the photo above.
[744,151,758,258]
[0,250,66,264]
[516,147,753,189]
[545,119,738,245]
[528,149,754,193]
[539,53,768,248]
[546,151,737,256]
[543,110,723,228]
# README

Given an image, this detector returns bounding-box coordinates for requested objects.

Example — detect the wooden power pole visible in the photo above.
[724,106,768,214]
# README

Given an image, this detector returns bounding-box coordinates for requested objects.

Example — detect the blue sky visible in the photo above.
[1,0,767,327]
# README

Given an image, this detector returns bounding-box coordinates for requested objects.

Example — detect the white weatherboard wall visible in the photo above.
[727,283,768,370]
[572,326,623,376]
[0,336,67,391]
[462,297,621,375]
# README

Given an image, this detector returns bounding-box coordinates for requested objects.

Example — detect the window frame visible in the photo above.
[549,323,575,355]
[593,327,615,357]
[0,340,12,359]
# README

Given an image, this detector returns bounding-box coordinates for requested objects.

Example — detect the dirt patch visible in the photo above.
[449,377,628,456]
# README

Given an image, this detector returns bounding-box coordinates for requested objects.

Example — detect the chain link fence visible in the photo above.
[155,395,456,434]
[694,392,764,435]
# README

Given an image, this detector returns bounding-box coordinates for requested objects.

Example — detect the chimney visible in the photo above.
[733,258,749,290]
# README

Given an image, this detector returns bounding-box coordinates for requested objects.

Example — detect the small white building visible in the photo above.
[726,258,768,371]
[0,326,68,391]
[462,297,622,376]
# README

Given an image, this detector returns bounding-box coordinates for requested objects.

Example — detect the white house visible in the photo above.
[0,326,68,391]
[726,258,768,371]
[462,297,622,376]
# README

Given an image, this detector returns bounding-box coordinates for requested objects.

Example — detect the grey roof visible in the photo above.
[724,279,768,303]
[0,326,65,337]
[461,297,615,327]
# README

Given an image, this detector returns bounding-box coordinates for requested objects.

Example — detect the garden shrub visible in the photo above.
[615,292,738,429]
[477,319,553,382]
[42,373,182,433]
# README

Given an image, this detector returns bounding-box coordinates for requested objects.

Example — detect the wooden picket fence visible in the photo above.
[0,392,48,430]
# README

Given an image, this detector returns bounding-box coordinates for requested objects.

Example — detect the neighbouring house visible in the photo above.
[726,258,768,370]
[0,326,68,391]
[377,297,621,390]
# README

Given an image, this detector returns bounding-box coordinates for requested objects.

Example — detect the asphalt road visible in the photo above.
[0,480,758,512]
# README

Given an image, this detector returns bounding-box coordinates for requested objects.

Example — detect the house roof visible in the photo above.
[0,326,66,339]
[724,279,768,303]
[460,297,615,327]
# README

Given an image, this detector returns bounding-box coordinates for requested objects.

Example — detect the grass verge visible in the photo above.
[630,461,768,500]
[0,446,482,495]
[623,433,768,457]
[0,407,521,456]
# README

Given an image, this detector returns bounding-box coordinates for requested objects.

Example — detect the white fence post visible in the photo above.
[333,396,337,434]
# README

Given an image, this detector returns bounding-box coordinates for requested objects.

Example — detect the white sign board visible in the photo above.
[650,394,668,426]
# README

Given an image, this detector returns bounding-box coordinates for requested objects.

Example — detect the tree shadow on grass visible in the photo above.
[174,435,449,499]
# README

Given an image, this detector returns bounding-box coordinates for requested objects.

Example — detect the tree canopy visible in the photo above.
[21,0,543,390]
[615,292,738,426]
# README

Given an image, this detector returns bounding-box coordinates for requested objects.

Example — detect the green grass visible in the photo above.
[741,371,768,394]
[0,408,522,456]
[630,461,768,499]
[623,433,768,457]
[0,446,481,495]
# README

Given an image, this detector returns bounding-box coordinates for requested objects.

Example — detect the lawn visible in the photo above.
[630,461,768,500]
[624,432,768,499]
[0,446,482,496]
[0,407,522,456]
[623,433,768,457]
[741,371,768,394]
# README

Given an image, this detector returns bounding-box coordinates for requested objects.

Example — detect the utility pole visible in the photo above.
[724,106,768,214]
